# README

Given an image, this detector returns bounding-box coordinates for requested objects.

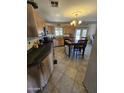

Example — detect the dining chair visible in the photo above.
[73,42,82,57]
[73,40,88,57]
[81,40,88,57]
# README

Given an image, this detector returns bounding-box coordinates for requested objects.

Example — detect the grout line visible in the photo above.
[70,68,78,93]
[50,65,68,93]
[82,82,89,93]
[46,54,70,93]
[43,46,90,93]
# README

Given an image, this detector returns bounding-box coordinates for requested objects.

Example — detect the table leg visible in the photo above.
[69,45,71,57]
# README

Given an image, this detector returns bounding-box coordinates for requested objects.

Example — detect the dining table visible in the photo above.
[64,38,88,57]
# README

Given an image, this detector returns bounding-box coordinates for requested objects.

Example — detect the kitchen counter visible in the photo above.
[27,42,54,92]
[27,42,52,68]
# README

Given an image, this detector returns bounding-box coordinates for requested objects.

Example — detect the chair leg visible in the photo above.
[82,47,86,57]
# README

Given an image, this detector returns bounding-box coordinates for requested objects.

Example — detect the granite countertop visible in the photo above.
[27,42,52,68]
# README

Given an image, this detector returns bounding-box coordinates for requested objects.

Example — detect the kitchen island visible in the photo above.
[27,42,54,93]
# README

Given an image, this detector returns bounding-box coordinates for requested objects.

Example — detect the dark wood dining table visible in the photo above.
[64,39,88,57]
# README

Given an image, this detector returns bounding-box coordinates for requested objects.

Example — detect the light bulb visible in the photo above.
[70,22,73,25]
[78,20,82,24]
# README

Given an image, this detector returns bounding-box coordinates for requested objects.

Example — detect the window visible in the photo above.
[75,29,81,41]
[55,27,63,36]
[75,28,88,40]
[81,29,87,37]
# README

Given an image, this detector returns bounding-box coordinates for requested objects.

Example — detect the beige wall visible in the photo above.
[84,33,97,93]
[65,23,97,38]
[87,23,97,39]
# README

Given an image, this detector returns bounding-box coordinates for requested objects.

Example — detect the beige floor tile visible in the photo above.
[56,74,74,93]
[65,67,77,81]
[41,46,91,93]
[49,70,64,85]
[42,81,54,93]
[75,72,86,86]
[51,87,61,93]
[72,82,87,93]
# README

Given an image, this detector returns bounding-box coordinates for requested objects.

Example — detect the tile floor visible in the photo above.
[41,44,92,93]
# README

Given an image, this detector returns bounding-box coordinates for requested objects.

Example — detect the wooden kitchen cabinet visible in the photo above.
[40,55,51,85]
[27,4,38,37]
[53,37,64,46]
[27,46,54,93]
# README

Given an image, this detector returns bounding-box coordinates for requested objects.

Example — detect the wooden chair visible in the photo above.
[73,42,81,57]
[73,40,88,57]
[79,40,88,57]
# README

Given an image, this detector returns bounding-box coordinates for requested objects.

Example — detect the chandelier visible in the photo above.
[70,12,82,27]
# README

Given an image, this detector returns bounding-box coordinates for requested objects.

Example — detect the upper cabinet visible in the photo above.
[47,25,55,34]
[27,4,38,37]
[63,25,75,36]
[27,4,46,37]
[33,10,46,35]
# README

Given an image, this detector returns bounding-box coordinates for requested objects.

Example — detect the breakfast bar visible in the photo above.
[27,42,54,92]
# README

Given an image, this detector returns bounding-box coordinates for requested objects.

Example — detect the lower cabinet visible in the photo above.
[65,45,69,55]
[27,50,53,93]
[53,38,64,46]
[40,56,51,86]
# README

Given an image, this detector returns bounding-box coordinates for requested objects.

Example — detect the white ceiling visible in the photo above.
[35,0,97,23]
